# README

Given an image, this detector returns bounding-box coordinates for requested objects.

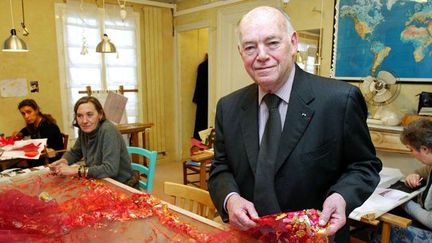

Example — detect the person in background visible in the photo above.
[49,96,135,187]
[400,118,432,229]
[13,99,64,165]
[207,6,382,242]
[372,119,432,243]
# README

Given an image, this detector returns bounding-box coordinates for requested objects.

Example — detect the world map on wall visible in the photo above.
[332,0,432,81]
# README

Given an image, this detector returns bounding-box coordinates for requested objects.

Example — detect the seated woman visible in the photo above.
[373,119,432,242]
[13,99,64,166]
[49,96,135,186]
[399,119,432,230]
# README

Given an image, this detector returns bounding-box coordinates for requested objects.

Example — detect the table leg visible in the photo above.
[381,222,391,243]
[200,161,207,190]
[129,132,141,164]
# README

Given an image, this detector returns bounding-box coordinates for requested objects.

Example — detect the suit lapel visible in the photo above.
[275,67,315,173]
[240,85,260,176]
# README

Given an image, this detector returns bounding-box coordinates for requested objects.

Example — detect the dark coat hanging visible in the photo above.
[193,58,208,140]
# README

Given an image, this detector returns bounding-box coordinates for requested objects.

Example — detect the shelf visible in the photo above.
[368,124,409,154]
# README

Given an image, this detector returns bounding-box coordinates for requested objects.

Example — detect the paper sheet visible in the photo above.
[0,139,47,160]
[349,167,423,221]
[103,91,128,124]
[0,78,28,97]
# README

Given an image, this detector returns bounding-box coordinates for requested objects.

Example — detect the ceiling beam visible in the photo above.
[128,0,175,9]
[175,0,245,16]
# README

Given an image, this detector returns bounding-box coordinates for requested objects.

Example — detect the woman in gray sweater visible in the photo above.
[49,96,133,185]
[400,118,432,230]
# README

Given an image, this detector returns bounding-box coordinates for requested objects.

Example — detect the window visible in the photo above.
[296,30,321,75]
[55,1,141,137]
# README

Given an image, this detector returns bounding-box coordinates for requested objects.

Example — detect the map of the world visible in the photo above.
[332,0,432,81]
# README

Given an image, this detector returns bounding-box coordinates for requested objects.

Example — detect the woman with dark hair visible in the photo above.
[13,99,64,165]
[49,96,134,186]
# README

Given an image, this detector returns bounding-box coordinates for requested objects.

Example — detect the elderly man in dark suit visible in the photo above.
[208,6,382,242]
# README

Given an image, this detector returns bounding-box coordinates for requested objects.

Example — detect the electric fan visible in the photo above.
[360,70,401,125]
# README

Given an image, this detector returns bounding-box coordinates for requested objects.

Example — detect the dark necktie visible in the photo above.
[254,93,282,215]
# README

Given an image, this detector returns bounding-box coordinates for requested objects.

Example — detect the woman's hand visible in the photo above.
[46,148,56,158]
[48,159,68,174]
[11,131,23,140]
[405,173,423,188]
[56,164,79,176]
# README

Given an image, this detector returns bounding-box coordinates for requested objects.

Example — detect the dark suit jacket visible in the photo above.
[208,66,382,242]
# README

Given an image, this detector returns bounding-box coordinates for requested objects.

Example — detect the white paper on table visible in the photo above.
[378,167,405,188]
[0,138,47,160]
[349,185,419,221]
[0,78,28,97]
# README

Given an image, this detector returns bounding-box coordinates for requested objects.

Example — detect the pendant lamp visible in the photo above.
[3,0,28,52]
[96,0,116,53]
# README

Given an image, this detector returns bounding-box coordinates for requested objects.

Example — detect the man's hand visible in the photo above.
[226,194,259,231]
[319,192,346,236]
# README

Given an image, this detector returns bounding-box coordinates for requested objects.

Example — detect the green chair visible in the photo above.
[127,146,158,193]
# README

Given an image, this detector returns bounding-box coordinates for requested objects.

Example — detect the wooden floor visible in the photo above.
[151,160,184,202]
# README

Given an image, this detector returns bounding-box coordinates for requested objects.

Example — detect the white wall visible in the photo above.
[377,151,423,176]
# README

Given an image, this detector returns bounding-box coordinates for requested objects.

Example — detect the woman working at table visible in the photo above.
[400,119,432,229]
[49,96,136,186]
[13,99,64,165]
[375,119,432,242]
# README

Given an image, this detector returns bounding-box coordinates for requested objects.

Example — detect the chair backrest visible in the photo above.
[44,133,69,165]
[61,133,69,150]
[127,146,158,193]
[163,181,216,220]
[207,128,216,148]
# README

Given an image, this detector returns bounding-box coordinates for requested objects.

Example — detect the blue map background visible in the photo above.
[333,0,432,80]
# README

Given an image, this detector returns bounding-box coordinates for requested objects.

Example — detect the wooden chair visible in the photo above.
[183,128,215,189]
[127,146,158,193]
[44,133,69,165]
[163,181,217,220]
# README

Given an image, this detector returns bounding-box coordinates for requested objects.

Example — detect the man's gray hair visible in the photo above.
[236,7,296,42]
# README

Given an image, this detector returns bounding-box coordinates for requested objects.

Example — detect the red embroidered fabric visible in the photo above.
[0,175,213,242]
[245,209,329,242]
[0,173,328,242]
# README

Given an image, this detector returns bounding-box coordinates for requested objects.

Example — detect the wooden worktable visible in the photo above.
[116,122,153,164]
[0,169,242,241]
[116,122,153,149]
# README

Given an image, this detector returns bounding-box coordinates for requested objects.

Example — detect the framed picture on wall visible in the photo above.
[331,0,432,83]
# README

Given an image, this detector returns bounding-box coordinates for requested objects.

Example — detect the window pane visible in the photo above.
[66,25,100,47]
[58,4,140,137]
[66,16,98,27]
[105,48,137,66]
[70,68,101,86]
[106,29,136,47]
[106,67,136,85]
[68,47,101,65]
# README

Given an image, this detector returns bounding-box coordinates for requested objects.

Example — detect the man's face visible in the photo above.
[238,8,298,92]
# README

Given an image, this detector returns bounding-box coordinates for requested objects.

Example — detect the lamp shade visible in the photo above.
[96,34,116,53]
[3,29,28,52]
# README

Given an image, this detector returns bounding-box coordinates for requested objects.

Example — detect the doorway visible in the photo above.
[178,28,209,159]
